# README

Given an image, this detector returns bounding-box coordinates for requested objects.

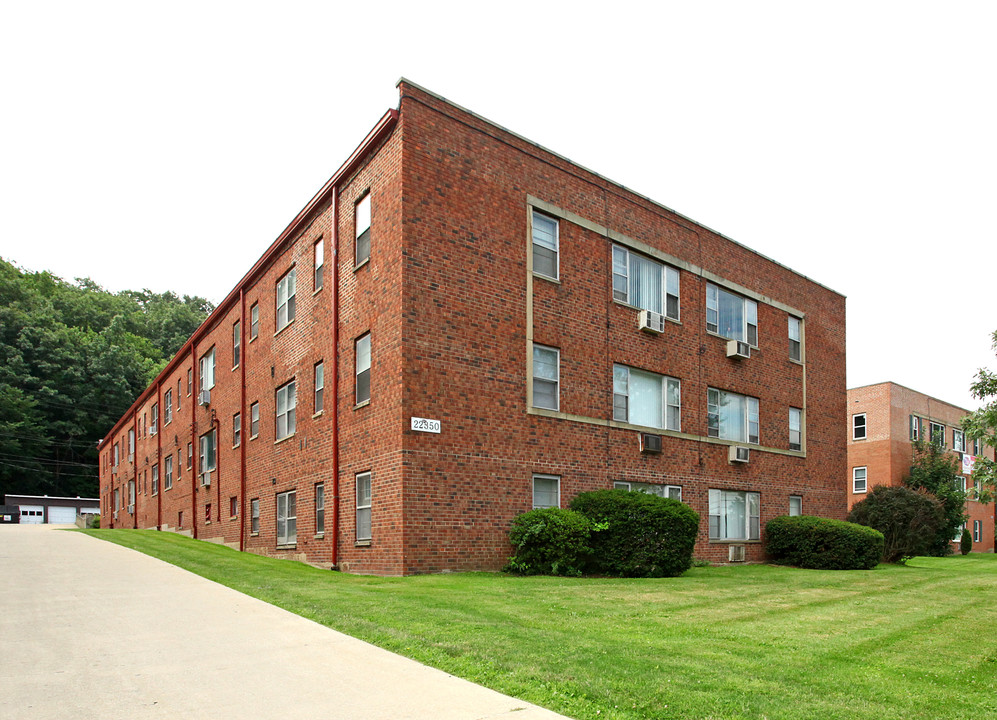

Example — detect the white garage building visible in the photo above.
[4,495,100,524]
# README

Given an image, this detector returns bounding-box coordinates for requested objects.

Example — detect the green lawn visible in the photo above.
[82,529,997,720]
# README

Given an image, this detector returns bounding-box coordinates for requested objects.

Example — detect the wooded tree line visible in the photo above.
[0,258,212,500]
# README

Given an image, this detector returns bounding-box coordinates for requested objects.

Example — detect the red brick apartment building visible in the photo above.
[848,382,995,552]
[98,80,847,574]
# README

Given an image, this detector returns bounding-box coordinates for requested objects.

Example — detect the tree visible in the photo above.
[963,329,997,499]
[847,485,946,564]
[904,439,968,556]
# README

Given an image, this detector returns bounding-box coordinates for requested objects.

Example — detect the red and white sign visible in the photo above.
[962,454,976,474]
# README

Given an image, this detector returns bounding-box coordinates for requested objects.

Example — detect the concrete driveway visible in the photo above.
[0,525,569,720]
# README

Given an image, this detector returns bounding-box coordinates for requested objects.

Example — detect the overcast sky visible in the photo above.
[1,1,994,411]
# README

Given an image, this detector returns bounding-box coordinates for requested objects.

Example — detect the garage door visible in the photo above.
[20,506,44,524]
[47,506,77,524]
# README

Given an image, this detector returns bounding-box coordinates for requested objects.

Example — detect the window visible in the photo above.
[314,238,324,291]
[955,476,967,493]
[613,364,680,430]
[789,495,802,516]
[276,269,297,331]
[199,429,217,485]
[128,429,135,458]
[250,303,259,340]
[164,390,173,425]
[276,381,297,440]
[612,245,680,320]
[356,472,372,541]
[532,474,560,509]
[251,499,260,534]
[852,413,867,440]
[152,464,160,494]
[128,480,135,511]
[114,488,120,512]
[707,389,759,444]
[186,442,192,469]
[853,467,867,494]
[250,402,260,438]
[314,362,324,414]
[205,503,211,523]
[200,347,215,393]
[277,490,297,545]
[355,334,371,404]
[230,496,238,518]
[233,413,241,448]
[616,480,682,500]
[708,489,760,540]
[150,403,158,435]
[973,437,982,455]
[789,408,802,451]
[187,368,192,396]
[974,520,982,543]
[953,429,965,453]
[532,343,560,411]
[788,316,802,361]
[930,421,945,446]
[706,284,758,346]
[355,194,371,266]
[954,522,967,543]
[910,414,921,441]
[164,456,173,490]
[177,379,181,409]
[233,321,241,368]
[531,210,558,280]
[113,442,119,467]
[315,483,325,535]
[176,449,182,479]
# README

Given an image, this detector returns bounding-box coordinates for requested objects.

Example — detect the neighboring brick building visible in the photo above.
[99,79,847,574]
[847,382,995,552]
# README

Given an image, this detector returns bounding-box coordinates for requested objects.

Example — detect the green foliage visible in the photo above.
[905,439,968,555]
[848,485,946,563]
[0,257,212,499]
[506,508,594,576]
[765,515,883,570]
[569,489,699,577]
[960,527,973,555]
[964,329,997,501]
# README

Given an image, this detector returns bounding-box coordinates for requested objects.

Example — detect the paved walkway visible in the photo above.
[0,525,569,720]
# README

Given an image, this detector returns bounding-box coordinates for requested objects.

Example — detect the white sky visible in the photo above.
[1,1,994,411]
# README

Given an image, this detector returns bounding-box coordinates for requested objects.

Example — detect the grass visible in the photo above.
[81,529,997,720]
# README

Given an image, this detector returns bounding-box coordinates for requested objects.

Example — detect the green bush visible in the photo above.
[961,527,973,555]
[847,485,946,563]
[506,508,594,576]
[765,515,883,570]
[569,489,699,578]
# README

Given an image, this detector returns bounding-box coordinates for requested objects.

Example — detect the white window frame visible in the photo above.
[314,361,324,414]
[150,403,158,435]
[974,520,981,543]
[127,429,135,459]
[531,210,559,280]
[276,269,297,332]
[612,364,680,431]
[930,421,946,447]
[612,245,679,320]
[200,348,215,392]
[199,429,216,486]
[163,390,172,425]
[356,472,372,541]
[953,428,965,453]
[355,194,371,267]
[532,345,560,411]
[789,495,803,516]
[250,402,260,439]
[707,388,759,444]
[355,334,371,405]
[277,490,297,546]
[250,303,259,340]
[852,413,867,441]
[315,483,325,535]
[251,498,260,534]
[276,380,297,441]
[788,316,802,361]
[789,407,802,451]
[314,237,324,291]
[910,414,920,441]
[152,464,160,494]
[164,456,173,490]
[955,475,967,493]
[853,466,867,494]
[706,283,758,346]
[532,474,561,509]
[233,413,241,448]
[708,489,761,541]
[616,480,682,501]
[233,321,241,368]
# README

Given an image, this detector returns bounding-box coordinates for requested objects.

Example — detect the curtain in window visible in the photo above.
[629,368,662,428]
[717,288,744,341]
[666,378,681,430]
[718,391,746,442]
[629,253,662,314]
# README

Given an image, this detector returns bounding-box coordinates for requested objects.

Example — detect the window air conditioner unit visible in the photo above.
[127,504,134,514]
[729,445,750,463]
[728,545,746,562]
[638,309,666,335]
[201,471,211,487]
[199,389,211,406]
[640,432,662,454]
[726,339,751,359]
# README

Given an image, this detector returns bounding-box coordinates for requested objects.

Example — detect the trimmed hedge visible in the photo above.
[960,527,973,555]
[847,485,946,563]
[765,515,884,570]
[506,508,593,576]
[569,489,699,578]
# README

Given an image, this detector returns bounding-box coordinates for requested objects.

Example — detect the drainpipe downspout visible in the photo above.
[331,185,341,570]
[239,289,247,552]
[156,380,162,530]
[192,340,199,540]
[213,410,221,523]
[132,412,138,529]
